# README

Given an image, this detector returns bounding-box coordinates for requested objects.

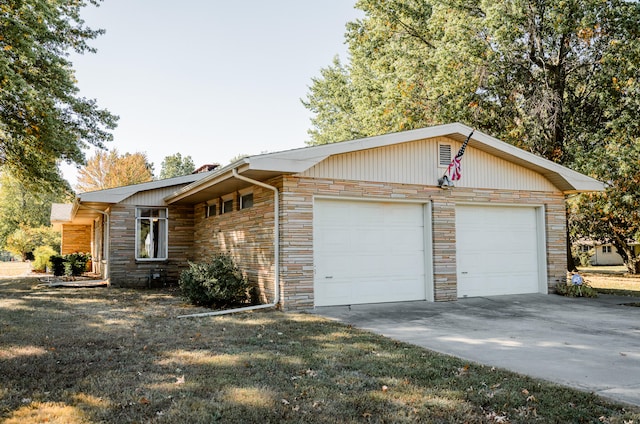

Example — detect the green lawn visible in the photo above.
[0,277,638,423]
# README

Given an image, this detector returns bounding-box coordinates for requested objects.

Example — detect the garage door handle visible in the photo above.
[461,272,468,274]
[325,276,333,279]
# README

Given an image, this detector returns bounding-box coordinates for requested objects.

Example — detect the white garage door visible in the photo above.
[314,199,426,307]
[456,205,542,298]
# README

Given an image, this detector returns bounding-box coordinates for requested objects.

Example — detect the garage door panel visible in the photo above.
[456,205,541,298]
[314,199,427,306]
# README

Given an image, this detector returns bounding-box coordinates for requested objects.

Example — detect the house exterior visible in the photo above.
[575,241,640,266]
[52,123,604,310]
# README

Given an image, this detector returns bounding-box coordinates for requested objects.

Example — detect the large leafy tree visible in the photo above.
[0,0,117,191]
[0,171,67,249]
[159,153,195,179]
[76,150,153,193]
[304,0,640,272]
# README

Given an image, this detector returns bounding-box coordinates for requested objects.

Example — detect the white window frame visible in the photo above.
[602,245,612,254]
[239,188,253,210]
[221,193,234,214]
[135,207,168,261]
[206,201,217,218]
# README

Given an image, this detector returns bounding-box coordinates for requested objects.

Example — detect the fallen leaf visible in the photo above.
[521,388,529,395]
[381,385,388,392]
[139,397,150,405]
[281,399,290,405]
[175,375,185,385]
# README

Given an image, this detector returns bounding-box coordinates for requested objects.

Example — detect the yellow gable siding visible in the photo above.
[299,136,558,192]
[120,186,186,206]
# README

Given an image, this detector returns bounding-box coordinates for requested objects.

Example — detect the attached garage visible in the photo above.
[313,199,430,307]
[456,204,545,297]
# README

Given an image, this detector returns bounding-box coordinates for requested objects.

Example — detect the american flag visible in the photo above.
[446,130,474,181]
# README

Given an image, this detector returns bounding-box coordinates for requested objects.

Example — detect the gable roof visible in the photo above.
[166,123,604,204]
[51,171,216,227]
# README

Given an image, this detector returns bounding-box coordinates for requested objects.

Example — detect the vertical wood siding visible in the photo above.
[300,136,557,192]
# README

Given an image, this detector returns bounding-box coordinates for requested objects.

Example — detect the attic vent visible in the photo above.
[439,144,452,166]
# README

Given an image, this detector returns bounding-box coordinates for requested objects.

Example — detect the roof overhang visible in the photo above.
[165,123,604,205]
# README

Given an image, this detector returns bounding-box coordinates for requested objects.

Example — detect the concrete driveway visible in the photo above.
[313,293,640,407]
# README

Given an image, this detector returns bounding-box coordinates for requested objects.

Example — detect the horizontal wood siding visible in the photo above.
[61,224,92,255]
[300,136,557,192]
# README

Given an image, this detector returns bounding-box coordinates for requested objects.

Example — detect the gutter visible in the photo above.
[177,168,280,318]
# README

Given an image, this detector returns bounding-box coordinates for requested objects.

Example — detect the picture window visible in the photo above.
[135,207,168,260]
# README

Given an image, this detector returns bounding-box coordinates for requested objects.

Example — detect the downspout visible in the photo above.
[75,203,110,279]
[177,168,280,318]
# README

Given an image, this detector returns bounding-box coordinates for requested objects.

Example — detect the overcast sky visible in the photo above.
[63,0,362,185]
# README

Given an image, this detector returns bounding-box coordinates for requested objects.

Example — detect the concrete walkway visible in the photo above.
[313,293,640,407]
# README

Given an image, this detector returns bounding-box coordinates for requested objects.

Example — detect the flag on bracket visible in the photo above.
[446,129,474,181]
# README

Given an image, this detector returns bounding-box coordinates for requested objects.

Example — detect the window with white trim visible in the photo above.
[136,207,168,260]
[239,189,253,210]
[439,143,452,166]
[221,194,234,214]
[602,245,612,254]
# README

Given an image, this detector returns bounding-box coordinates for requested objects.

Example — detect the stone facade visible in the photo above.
[189,174,566,311]
[108,204,195,288]
[193,182,279,304]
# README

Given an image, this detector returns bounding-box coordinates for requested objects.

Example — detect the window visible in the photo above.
[240,193,253,210]
[221,199,233,214]
[439,144,452,166]
[136,208,168,260]
[206,203,217,218]
[602,245,612,254]
[579,245,590,253]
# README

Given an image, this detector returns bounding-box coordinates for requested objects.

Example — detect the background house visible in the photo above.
[52,123,604,310]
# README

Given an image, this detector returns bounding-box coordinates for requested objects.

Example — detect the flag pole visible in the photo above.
[438,129,474,188]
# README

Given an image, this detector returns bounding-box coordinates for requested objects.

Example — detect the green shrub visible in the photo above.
[33,246,57,272]
[49,253,91,277]
[50,255,66,276]
[555,282,598,298]
[64,252,91,276]
[179,254,252,308]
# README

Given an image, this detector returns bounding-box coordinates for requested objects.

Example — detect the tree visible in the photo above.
[76,150,153,192]
[159,153,195,179]
[0,171,67,249]
[0,0,118,192]
[304,0,640,165]
[304,0,640,272]
[5,224,59,261]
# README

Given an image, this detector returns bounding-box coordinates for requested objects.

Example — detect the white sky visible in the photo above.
[62,0,361,185]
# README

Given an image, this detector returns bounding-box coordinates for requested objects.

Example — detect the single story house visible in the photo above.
[574,240,640,266]
[51,123,604,310]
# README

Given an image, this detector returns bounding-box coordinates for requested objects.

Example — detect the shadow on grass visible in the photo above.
[1,278,638,423]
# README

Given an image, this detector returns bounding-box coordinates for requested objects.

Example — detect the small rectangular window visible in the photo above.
[206,204,216,218]
[240,193,253,209]
[602,245,612,254]
[439,144,452,166]
[222,199,233,214]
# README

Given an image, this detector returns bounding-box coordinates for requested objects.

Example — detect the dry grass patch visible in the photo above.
[578,267,640,297]
[0,277,638,423]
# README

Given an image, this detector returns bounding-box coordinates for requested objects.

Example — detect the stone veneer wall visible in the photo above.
[192,182,278,305]
[279,175,567,311]
[108,204,195,287]
[61,224,92,255]
[188,174,566,311]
